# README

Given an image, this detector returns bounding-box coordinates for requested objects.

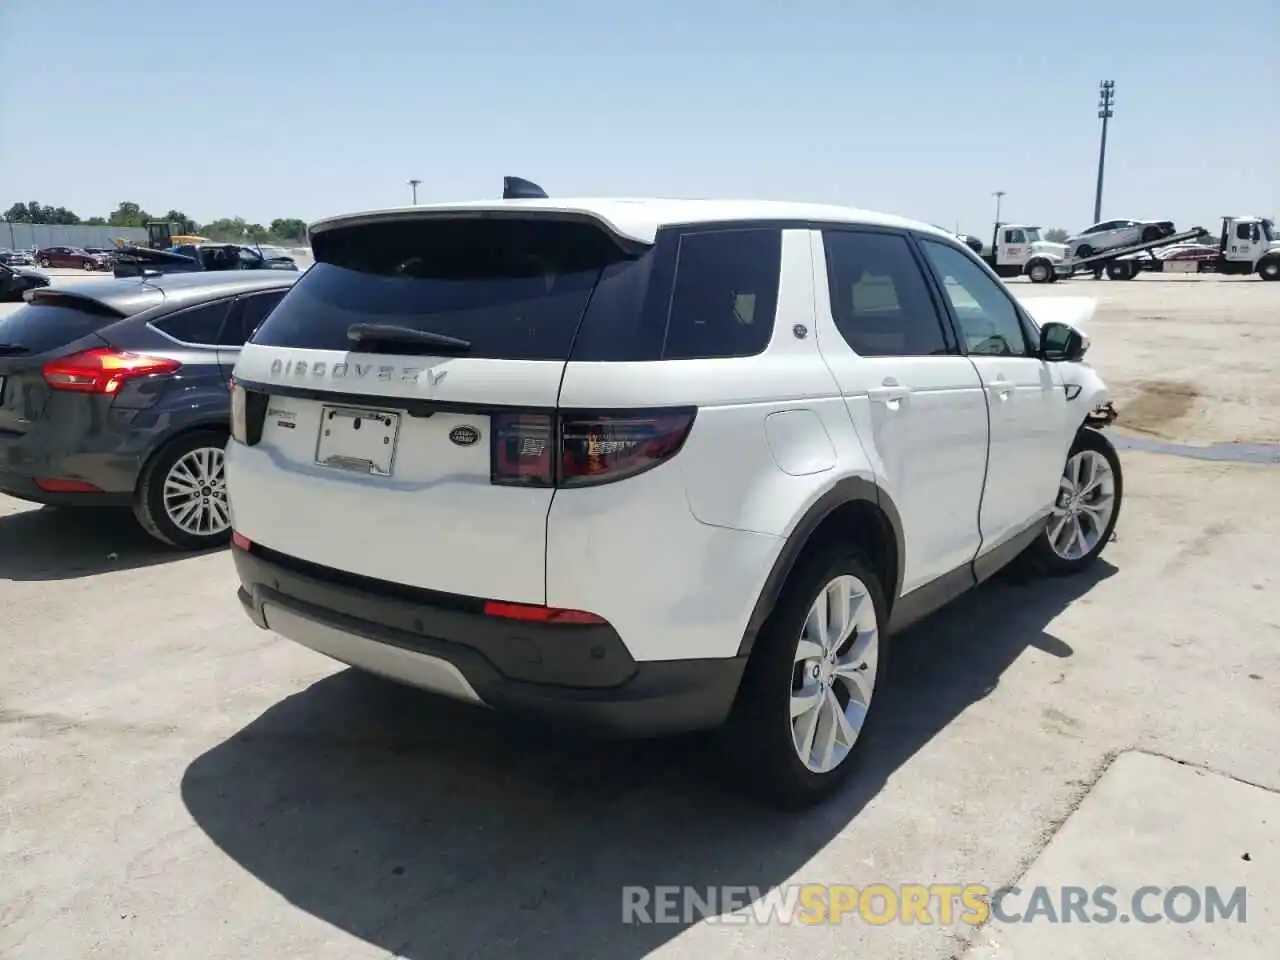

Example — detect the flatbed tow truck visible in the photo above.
[983,215,1279,283]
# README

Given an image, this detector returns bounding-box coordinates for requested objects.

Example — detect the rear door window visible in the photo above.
[251,218,636,361]
[822,230,953,357]
[0,301,123,355]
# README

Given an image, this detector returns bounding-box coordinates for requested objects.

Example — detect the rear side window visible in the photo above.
[0,302,122,355]
[822,230,953,357]
[252,218,635,361]
[152,300,233,345]
[661,228,781,360]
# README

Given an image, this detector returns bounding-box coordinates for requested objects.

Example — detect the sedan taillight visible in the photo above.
[42,348,180,394]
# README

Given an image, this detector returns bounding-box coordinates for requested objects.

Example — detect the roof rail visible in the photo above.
[503,176,548,200]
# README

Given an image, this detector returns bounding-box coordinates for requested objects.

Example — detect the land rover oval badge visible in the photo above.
[449,425,480,447]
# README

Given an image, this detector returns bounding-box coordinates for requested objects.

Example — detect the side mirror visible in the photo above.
[1039,321,1088,362]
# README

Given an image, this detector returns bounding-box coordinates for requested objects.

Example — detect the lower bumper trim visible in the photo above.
[238,586,746,738]
[262,601,484,705]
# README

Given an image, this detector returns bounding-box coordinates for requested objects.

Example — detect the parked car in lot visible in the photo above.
[0,261,51,301]
[225,195,1123,807]
[0,271,297,549]
[35,246,111,271]
[1,248,36,266]
[112,242,299,277]
[1064,218,1177,259]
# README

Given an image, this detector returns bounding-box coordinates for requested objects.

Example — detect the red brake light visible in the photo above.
[482,601,606,624]
[42,348,180,394]
[491,413,555,486]
[559,410,696,487]
[490,408,696,488]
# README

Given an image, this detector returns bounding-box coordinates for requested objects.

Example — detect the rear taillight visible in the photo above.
[229,377,268,446]
[42,348,180,395]
[490,408,696,488]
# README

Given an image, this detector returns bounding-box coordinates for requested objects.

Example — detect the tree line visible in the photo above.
[3,200,309,246]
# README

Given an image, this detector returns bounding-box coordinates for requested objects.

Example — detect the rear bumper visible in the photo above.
[0,466,133,506]
[232,543,747,737]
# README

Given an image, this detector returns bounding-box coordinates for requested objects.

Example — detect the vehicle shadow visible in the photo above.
[181,561,1115,959]
[0,503,208,580]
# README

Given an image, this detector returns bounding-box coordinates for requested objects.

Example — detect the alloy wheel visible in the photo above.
[1047,448,1117,560]
[162,446,229,539]
[790,574,879,774]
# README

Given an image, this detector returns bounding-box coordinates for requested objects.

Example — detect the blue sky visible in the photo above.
[1,0,1275,236]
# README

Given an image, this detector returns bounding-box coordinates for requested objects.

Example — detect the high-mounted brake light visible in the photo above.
[490,408,696,489]
[42,348,180,394]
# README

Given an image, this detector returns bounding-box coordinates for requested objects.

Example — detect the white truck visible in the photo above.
[1112,215,1279,281]
[982,216,1279,283]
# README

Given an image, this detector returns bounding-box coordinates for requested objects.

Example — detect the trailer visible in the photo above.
[1023,225,1212,282]
[1107,216,1280,281]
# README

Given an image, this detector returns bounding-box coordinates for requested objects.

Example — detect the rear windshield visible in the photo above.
[0,302,121,356]
[252,217,784,362]
[251,217,636,361]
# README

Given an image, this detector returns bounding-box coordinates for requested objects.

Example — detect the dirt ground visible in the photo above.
[1015,274,1280,445]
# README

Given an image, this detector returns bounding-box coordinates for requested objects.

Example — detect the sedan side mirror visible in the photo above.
[1039,321,1088,362]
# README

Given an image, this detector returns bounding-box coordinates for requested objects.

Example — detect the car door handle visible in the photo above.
[868,381,912,403]
[985,376,1013,399]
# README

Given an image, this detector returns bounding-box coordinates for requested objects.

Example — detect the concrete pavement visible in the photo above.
[2,276,1278,958]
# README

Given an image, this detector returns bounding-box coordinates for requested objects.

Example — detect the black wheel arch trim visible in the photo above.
[736,477,905,657]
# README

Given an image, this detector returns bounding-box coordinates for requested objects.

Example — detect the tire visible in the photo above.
[37,257,50,268]
[723,544,889,808]
[82,260,95,271]
[1258,257,1280,281]
[1140,226,1162,243]
[133,428,232,550]
[1023,428,1123,576]
[1075,244,1095,259]
[1105,261,1134,281]
[1027,260,1054,284]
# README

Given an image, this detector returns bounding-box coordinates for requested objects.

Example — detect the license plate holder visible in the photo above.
[314,405,401,477]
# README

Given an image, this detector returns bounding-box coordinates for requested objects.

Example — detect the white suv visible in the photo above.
[225,197,1123,807]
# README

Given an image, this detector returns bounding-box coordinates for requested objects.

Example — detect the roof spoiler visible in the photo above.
[502,176,548,200]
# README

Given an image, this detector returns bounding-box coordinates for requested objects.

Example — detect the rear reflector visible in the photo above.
[34,477,100,493]
[482,601,606,625]
[42,348,181,395]
[231,531,252,550]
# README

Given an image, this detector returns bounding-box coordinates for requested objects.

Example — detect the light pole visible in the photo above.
[408,179,421,206]
[992,191,1006,228]
[1093,80,1115,224]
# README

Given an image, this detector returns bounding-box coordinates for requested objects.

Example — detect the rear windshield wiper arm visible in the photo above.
[0,343,30,356]
[346,323,471,353]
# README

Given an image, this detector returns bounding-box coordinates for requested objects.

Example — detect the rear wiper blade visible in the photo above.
[346,323,471,352]
[0,343,30,356]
